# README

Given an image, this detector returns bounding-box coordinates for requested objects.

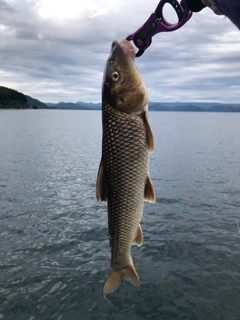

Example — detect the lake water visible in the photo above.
[0,110,240,320]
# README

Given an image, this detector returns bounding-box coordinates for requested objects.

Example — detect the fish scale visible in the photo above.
[102,104,148,270]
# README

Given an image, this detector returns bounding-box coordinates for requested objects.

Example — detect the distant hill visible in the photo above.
[171,104,203,112]
[158,102,240,110]
[26,95,48,109]
[46,101,101,110]
[0,86,29,109]
[207,105,240,112]
[46,101,240,112]
[148,102,240,112]
[148,102,169,111]
[0,86,48,109]
[77,101,102,110]
[1,86,239,112]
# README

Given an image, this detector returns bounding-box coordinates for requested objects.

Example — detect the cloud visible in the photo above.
[0,0,239,103]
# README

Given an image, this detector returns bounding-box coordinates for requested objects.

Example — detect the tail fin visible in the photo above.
[103,261,140,295]
[123,260,140,286]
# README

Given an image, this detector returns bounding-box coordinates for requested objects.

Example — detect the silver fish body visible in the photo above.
[96,39,155,295]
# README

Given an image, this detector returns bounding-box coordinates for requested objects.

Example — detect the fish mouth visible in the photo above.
[112,39,136,59]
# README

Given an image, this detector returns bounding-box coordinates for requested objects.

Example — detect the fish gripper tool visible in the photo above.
[126,0,192,57]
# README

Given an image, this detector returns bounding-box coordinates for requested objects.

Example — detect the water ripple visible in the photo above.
[1,111,240,319]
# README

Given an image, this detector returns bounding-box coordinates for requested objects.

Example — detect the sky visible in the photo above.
[0,0,240,104]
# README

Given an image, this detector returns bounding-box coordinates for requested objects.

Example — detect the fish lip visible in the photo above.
[112,39,136,59]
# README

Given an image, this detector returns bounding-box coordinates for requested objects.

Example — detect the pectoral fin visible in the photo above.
[96,159,108,202]
[142,111,154,152]
[132,224,143,246]
[144,175,156,202]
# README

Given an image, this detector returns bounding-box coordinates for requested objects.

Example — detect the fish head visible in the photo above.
[102,39,148,114]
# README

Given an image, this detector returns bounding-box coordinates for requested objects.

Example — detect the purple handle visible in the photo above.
[126,0,192,57]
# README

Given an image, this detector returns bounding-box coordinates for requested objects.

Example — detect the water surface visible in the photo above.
[0,110,240,320]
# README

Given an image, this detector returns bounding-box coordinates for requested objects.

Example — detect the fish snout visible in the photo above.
[111,39,136,59]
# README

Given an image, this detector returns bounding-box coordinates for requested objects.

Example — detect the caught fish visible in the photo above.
[96,39,155,295]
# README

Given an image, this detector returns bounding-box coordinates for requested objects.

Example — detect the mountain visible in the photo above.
[148,104,204,112]
[148,102,240,112]
[46,102,88,109]
[0,86,48,109]
[158,102,240,110]
[77,102,102,110]
[0,86,29,109]
[171,104,203,112]
[207,105,240,112]
[46,101,101,109]
[148,102,169,111]
[1,86,239,112]
[48,101,240,112]
[26,95,48,109]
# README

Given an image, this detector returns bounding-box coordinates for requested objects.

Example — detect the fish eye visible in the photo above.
[112,71,119,82]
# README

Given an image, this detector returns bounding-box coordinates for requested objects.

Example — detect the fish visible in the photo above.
[96,39,155,295]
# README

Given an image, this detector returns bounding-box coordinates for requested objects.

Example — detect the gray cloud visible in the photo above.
[0,0,239,103]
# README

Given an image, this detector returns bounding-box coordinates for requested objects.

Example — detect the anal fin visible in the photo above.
[96,159,108,202]
[132,224,143,246]
[144,175,156,202]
